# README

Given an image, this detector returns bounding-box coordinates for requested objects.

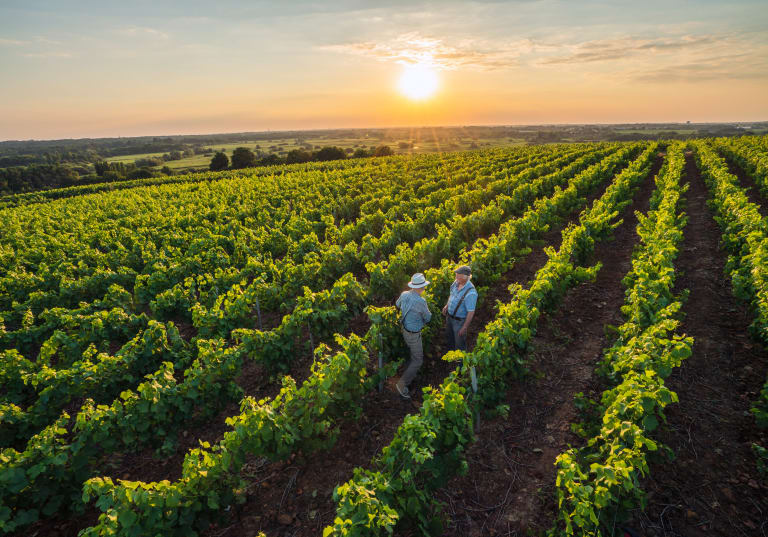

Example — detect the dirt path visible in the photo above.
[626,154,768,536]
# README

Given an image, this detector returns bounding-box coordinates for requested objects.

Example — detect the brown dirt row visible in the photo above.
[626,155,768,536]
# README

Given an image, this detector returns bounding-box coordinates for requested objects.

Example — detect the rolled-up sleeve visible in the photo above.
[465,291,477,312]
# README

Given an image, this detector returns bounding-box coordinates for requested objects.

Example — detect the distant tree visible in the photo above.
[259,154,283,166]
[352,148,370,158]
[286,149,312,164]
[373,145,394,157]
[231,147,258,169]
[94,161,110,176]
[209,151,229,171]
[0,164,79,193]
[135,157,164,167]
[160,166,173,175]
[127,167,153,180]
[313,146,347,162]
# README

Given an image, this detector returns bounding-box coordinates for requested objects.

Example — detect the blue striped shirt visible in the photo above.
[447,280,477,319]
[396,290,432,332]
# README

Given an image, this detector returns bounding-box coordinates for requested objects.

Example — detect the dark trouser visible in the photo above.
[445,316,467,351]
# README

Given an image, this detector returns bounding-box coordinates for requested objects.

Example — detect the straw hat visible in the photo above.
[407,273,430,288]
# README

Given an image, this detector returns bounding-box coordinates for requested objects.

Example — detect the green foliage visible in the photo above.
[701,138,768,477]
[553,143,693,536]
[208,150,229,171]
[232,273,365,372]
[326,379,473,536]
[0,141,666,533]
[230,147,257,169]
[81,335,369,537]
[325,143,661,537]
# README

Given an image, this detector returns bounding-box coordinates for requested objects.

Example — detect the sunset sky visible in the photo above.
[1,0,767,140]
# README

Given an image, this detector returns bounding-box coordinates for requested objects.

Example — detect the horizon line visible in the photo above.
[2,120,767,144]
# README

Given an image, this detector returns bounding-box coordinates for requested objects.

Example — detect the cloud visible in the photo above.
[631,53,768,82]
[0,38,29,46]
[33,36,62,45]
[530,31,768,83]
[539,34,720,65]
[116,26,169,40]
[319,32,531,70]
[23,51,72,58]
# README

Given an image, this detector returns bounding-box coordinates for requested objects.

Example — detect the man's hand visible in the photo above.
[442,304,448,315]
[459,311,474,338]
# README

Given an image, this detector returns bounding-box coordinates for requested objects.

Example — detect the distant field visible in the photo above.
[109,135,528,171]
[614,128,699,134]
[106,151,167,163]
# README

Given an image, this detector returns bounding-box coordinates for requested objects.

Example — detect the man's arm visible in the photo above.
[458,291,478,336]
[421,299,432,324]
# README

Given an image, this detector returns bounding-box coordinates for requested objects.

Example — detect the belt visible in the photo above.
[448,314,466,321]
[400,323,421,334]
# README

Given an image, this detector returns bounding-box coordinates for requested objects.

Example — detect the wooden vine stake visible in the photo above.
[254,296,263,330]
[378,332,384,392]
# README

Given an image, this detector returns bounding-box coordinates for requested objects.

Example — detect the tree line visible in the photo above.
[0,145,396,196]
[209,145,394,171]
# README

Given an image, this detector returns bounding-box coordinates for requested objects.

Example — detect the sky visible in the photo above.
[1,0,767,140]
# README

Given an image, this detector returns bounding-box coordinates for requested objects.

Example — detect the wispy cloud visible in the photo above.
[32,36,62,45]
[0,38,29,46]
[23,51,72,58]
[539,34,721,65]
[631,52,768,82]
[116,26,169,40]
[321,29,768,84]
[319,32,531,70]
[534,31,768,83]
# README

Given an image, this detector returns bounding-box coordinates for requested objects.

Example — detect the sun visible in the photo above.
[397,63,439,100]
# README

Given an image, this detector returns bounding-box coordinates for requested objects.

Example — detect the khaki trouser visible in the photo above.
[399,328,424,388]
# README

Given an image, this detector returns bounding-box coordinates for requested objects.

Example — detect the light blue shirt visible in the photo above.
[396,290,432,332]
[447,280,477,319]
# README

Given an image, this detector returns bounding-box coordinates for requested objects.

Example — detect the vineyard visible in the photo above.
[1,136,768,537]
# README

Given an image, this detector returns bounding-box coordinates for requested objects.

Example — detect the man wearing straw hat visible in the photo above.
[394,273,432,399]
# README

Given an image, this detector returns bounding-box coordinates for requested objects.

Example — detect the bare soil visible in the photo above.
[626,155,768,536]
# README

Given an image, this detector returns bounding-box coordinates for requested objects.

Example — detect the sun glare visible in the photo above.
[397,63,439,100]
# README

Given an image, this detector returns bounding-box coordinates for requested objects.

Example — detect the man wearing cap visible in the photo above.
[394,273,432,399]
[442,265,478,352]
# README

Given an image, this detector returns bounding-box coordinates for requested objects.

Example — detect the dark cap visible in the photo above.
[454,265,471,276]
